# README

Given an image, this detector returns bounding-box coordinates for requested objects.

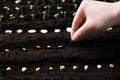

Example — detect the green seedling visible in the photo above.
[44,5,51,11]
[27,0,31,4]
[72,0,76,2]
[42,11,47,21]
[61,0,65,3]
[19,14,25,19]
[63,11,67,18]
[72,12,76,16]
[15,0,21,4]
[29,5,34,10]
[3,6,10,11]
[61,11,67,18]
[54,13,59,19]
[9,14,15,20]
[47,5,51,11]
[15,7,20,11]
[30,14,35,20]
[57,6,63,10]
[73,4,78,9]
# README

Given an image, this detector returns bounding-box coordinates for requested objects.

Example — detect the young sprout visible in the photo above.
[0,15,4,22]
[27,0,31,4]
[73,4,78,9]
[61,0,65,3]
[72,12,76,16]
[42,11,47,21]
[57,5,63,10]
[47,5,51,11]
[29,5,34,10]
[63,11,67,18]
[30,14,35,21]
[9,14,15,20]
[44,6,47,9]
[3,6,10,11]
[61,11,67,18]
[0,15,4,18]
[44,5,51,11]
[15,0,21,4]
[54,13,59,19]
[72,0,76,3]
[15,7,20,11]
[27,1,34,10]
[19,14,24,19]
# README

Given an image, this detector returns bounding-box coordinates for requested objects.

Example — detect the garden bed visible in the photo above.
[0,0,120,80]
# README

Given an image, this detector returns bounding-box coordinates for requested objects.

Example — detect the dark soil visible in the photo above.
[0,0,120,80]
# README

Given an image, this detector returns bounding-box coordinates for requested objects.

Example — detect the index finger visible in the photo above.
[71,3,86,38]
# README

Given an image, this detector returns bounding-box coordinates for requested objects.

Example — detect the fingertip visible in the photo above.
[71,34,79,42]
[71,29,74,38]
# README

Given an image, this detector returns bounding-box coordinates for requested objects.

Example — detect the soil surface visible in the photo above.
[0,0,120,80]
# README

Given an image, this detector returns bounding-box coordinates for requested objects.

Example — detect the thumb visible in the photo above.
[71,20,94,41]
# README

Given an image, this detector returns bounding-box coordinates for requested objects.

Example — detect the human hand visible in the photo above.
[71,1,120,41]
